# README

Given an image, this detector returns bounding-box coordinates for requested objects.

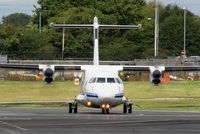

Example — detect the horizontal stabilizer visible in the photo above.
[50,23,142,29]
[50,23,93,29]
[99,24,142,29]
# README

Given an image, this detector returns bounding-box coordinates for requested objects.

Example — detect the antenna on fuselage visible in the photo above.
[50,17,142,65]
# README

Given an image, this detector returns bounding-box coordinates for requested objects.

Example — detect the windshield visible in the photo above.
[90,77,121,84]
[89,77,96,83]
[96,78,106,83]
[115,78,122,84]
[107,78,116,83]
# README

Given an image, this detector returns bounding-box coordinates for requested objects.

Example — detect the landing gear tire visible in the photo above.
[106,109,109,114]
[102,109,105,114]
[128,104,132,113]
[123,103,127,113]
[102,108,109,114]
[68,102,78,114]
[123,103,132,114]
[69,103,72,113]
[74,104,78,113]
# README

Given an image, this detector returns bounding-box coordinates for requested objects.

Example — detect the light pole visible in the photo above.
[61,14,66,60]
[39,9,48,33]
[154,0,159,57]
[62,25,65,60]
[39,12,42,33]
[183,7,187,58]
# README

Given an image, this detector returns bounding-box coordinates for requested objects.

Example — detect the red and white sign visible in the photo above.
[181,50,186,56]
[74,78,79,85]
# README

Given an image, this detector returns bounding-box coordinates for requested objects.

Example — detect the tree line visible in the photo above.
[0,0,200,60]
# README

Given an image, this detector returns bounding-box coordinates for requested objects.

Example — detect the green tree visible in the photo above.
[32,0,72,27]
[0,24,22,53]
[159,5,200,57]
[2,13,31,27]
[159,15,184,56]
[0,24,56,60]
[17,29,57,60]
[33,0,146,60]
[1,0,199,60]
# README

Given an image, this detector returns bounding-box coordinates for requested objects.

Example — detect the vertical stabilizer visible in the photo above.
[93,17,99,66]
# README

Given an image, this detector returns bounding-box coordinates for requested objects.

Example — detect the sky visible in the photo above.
[147,0,200,16]
[0,0,200,21]
[0,0,38,21]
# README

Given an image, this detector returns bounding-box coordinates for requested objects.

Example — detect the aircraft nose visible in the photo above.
[98,87,116,99]
[93,84,120,99]
[100,91,114,98]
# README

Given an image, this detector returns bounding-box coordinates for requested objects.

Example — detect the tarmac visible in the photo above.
[0,107,200,134]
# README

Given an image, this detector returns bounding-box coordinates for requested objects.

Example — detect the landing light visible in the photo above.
[102,104,106,108]
[106,104,110,108]
[101,104,110,109]
[87,101,92,106]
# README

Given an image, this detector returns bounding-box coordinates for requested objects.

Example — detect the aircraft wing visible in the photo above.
[165,66,200,72]
[54,65,81,71]
[1,63,199,72]
[0,63,82,71]
[0,63,39,70]
[122,65,200,85]
[0,63,82,83]
[122,66,200,72]
[122,66,150,72]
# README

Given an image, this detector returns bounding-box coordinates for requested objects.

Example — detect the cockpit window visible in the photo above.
[97,78,106,83]
[115,78,122,84]
[107,78,116,83]
[89,77,96,83]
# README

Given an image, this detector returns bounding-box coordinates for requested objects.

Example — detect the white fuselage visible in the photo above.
[76,65,127,108]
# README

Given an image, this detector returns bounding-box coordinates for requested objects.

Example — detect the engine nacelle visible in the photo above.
[44,68,54,84]
[152,70,162,85]
[39,65,55,84]
[149,66,165,85]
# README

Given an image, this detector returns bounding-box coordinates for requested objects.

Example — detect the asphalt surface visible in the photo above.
[0,107,200,134]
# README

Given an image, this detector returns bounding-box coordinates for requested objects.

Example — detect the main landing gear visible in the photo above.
[68,102,78,114]
[123,102,132,114]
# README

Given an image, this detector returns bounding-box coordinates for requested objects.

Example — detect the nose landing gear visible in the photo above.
[123,102,132,114]
[101,108,110,114]
[101,104,110,114]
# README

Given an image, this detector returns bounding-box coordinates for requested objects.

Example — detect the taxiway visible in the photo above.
[0,107,200,134]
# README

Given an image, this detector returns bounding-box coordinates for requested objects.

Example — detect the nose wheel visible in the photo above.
[101,104,110,114]
[68,102,78,114]
[123,103,132,114]
[102,108,110,114]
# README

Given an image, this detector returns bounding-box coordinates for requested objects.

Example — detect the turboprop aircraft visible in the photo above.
[0,17,200,114]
